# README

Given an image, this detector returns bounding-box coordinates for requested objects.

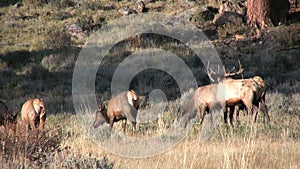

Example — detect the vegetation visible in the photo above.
[0,0,299,168]
[1,92,299,168]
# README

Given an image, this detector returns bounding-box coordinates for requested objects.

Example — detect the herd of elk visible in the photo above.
[1,61,269,137]
[93,90,140,134]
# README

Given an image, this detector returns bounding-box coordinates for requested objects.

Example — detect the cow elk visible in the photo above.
[223,76,270,125]
[93,90,139,134]
[20,98,46,130]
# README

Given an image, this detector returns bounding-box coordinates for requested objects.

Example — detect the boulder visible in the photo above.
[213,0,246,26]
[213,11,241,26]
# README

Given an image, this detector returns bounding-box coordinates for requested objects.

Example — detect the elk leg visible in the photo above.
[109,119,114,128]
[229,105,236,126]
[131,121,137,132]
[234,105,240,123]
[39,117,45,130]
[259,102,270,123]
[30,118,37,130]
[224,107,230,124]
[122,119,127,134]
[199,106,207,125]
[130,121,136,137]
[253,106,259,122]
[243,100,253,122]
[259,92,270,123]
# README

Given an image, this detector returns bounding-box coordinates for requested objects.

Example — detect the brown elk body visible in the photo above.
[223,76,269,125]
[20,98,46,130]
[93,90,139,134]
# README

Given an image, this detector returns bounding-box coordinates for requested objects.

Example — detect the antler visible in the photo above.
[206,61,216,82]
[223,59,244,77]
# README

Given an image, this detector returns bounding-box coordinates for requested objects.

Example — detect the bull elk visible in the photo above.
[20,98,46,130]
[93,90,139,134]
[179,61,270,127]
[207,60,269,124]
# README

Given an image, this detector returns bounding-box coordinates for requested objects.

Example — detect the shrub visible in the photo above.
[50,11,72,20]
[272,24,300,47]
[217,18,248,38]
[0,124,62,168]
[49,0,75,8]
[44,29,71,49]
[41,53,74,72]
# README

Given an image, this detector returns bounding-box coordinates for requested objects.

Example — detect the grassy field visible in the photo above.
[0,0,299,168]
[1,92,299,168]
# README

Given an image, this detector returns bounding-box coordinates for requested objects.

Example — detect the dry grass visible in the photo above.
[2,92,291,168]
[0,91,299,169]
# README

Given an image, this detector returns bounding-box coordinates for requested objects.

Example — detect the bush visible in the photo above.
[44,29,71,49]
[41,53,74,72]
[272,24,300,47]
[0,124,62,168]
[49,0,75,8]
[217,18,249,38]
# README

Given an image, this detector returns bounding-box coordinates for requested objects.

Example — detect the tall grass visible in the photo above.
[1,92,299,168]
[26,92,298,168]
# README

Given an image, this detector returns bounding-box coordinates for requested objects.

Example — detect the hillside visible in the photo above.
[0,0,299,168]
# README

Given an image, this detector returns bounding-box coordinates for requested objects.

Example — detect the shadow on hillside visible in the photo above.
[0,0,20,7]
[288,11,300,24]
[1,34,299,114]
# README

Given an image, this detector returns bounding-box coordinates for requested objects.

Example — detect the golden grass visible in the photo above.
[46,108,300,169]
[1,93,299,168]
[98,134,300,169]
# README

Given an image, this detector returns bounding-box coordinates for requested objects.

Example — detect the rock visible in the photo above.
[218,0,246,16]
[4,19,18,28]
[234,34,246,41]
[176,7,198,21]
[213,0,246,26]
[213,11,241,26]
[136,0,146,13]
[119,6,133,16]
[65,24,87,39]
[67,23,83,33]
[194,6,218,22]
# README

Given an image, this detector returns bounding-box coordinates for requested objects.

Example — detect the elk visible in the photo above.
[20,98,46,130]
[93,90,139,134]
[206,60,269,124]
[179,61,270,127]
[223,76,269,125]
